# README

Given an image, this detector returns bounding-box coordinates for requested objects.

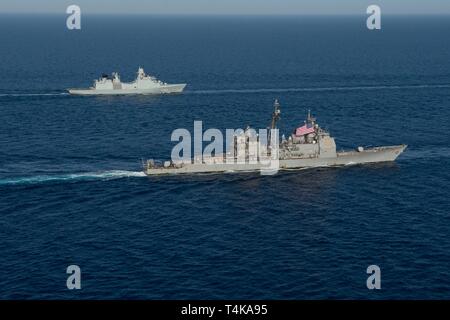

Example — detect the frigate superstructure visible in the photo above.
[68,67,186,95]
[143,100,407,175]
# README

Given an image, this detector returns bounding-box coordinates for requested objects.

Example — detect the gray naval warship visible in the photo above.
[144,100,406,175]
[68,67,186,95]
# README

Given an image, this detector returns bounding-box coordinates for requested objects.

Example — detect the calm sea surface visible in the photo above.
[0,15,449,299]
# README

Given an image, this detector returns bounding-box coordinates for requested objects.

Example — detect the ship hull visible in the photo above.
[68,84,186,96]
[144,145,407,176]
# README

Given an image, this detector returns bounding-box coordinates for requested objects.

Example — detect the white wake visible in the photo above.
[0,92,69,97]
[0,170,146,186]
[188,84,450,95]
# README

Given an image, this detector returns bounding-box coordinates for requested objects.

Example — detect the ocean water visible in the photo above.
[0,14,449,299]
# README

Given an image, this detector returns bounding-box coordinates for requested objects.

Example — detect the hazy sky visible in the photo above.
[1,0,450,15]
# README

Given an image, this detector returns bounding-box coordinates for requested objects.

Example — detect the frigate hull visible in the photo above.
[144,145,407,176]
[68,67,186,95]
[69,84,186,96]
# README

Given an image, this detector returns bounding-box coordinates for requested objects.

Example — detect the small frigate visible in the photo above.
[143,100,407,175]
[68,67,186,95]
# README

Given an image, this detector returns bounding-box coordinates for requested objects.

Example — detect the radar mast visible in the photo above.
[270,99,281,129]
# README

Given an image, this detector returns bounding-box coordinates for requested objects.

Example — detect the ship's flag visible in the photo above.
[295,124,315,136]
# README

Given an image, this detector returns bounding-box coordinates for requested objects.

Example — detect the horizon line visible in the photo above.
[1,12,450,16]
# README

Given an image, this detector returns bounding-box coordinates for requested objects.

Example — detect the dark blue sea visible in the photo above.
[0,14,449,299]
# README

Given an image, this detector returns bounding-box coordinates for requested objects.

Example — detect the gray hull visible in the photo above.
[144,145,407,176]
[68,84,186,96]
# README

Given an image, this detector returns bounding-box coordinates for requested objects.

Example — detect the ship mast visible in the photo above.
[270,99,281,129]
[307,109,316,125]
[268,99,281,149]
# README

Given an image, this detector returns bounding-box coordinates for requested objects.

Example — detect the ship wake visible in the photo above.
[1,83,449,98]
[189,84,450,95]
[0,92,69,97]
[0,170,146,186]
